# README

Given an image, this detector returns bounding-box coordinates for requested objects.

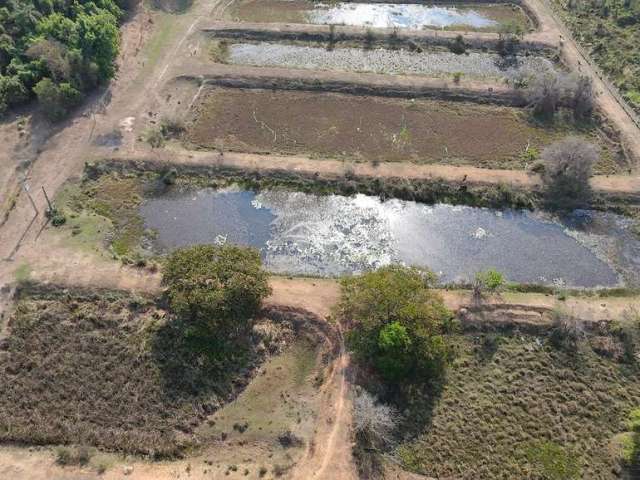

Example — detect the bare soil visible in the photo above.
[186,87,615,170]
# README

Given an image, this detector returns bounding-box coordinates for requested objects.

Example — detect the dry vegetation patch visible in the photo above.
[186,88,622,172]
[0,286,322,457]
[397,333,640,479]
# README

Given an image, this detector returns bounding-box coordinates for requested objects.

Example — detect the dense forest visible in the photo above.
[0,0,129,120]
[555,0,640,113]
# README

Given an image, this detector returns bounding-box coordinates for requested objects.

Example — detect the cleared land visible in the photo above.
[185,87,623,171]
[397,332,640,479]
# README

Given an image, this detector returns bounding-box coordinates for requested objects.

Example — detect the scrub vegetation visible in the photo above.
[552,0,640,113]
[0,247,288,457]
[0,0,128,119]
[337,265,640,479]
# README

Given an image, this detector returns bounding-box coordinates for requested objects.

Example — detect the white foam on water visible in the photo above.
[307,3,498,29]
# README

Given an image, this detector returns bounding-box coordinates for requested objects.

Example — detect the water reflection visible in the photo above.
[140,188,631,287]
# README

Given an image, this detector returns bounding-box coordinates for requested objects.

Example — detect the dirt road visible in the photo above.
[106,147,640,196]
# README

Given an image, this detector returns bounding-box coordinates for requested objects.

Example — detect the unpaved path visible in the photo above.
[0,0,220,262]
[106,147,640,197]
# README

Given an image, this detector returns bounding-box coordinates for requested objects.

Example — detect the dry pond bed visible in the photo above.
[185,87,623,171]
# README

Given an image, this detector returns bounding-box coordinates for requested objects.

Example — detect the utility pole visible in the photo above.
[42,186,53,215]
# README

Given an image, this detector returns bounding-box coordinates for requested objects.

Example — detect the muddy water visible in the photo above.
[140,188,638,287]
[227,42,555,80]
[308,3,498,29]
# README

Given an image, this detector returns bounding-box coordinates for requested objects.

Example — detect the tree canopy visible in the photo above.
[162,244,272,339]
[338,265,455,384]
[0,0,126,119]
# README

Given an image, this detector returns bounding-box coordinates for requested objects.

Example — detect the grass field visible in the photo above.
[396,332,640,479]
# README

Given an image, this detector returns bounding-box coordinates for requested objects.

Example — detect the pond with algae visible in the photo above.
[140,188,640,287]
[226,0,531,33]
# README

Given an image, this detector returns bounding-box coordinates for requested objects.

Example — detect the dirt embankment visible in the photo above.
[202,21,557,55]
[177,64,526,106]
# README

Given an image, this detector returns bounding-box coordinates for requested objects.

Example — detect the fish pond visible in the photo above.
[140,188,640,287]
[225,0,531,33]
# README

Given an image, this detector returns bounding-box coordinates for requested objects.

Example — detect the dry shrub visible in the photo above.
[540,137,598,209]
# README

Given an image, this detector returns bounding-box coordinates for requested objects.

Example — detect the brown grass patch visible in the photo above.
[186,88,617,171]
[0,286,324,457]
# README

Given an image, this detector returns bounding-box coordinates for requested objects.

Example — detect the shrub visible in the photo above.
[549,308,585,351]
[33,78,82,121]
[353,390,398,448]
[55,446,92,466]
[452,72,462,84]
[624,408,640,466]
[160,116,186,139]
[145,128,165,148]
[472,269,505,301]
[352,390,398,479]
[514,69,594,120]
[162,244,272,339]
[540,137,597,209]
[449,35,466,55]
[338,265,454,384]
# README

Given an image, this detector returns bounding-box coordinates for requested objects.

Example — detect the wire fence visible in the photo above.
[541,0,640,131]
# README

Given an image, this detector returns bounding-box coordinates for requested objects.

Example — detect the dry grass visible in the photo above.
[397,333,640,479]
[0,286,304,457]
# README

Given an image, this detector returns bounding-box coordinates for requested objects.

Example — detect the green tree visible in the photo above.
[33,77,82,120]
[377,322,412,381]
[338,265,454,384]
[162,245,272,339]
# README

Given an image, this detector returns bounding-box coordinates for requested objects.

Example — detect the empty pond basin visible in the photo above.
[140,188,633,287]
[227,42,556,80]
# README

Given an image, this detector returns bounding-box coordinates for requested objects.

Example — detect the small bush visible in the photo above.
[55,446,92,466]
[549,308,585,351]
[449,35,466,55]
[145,128,165,148]
[452,72,462,84]
[472,269,505,301]
[160,116,186,139]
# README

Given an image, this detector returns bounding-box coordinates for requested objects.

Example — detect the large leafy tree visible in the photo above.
[338,265,455,384]
[162,245,272,339]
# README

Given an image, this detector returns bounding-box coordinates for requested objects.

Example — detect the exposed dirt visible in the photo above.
[186,87,603,169]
